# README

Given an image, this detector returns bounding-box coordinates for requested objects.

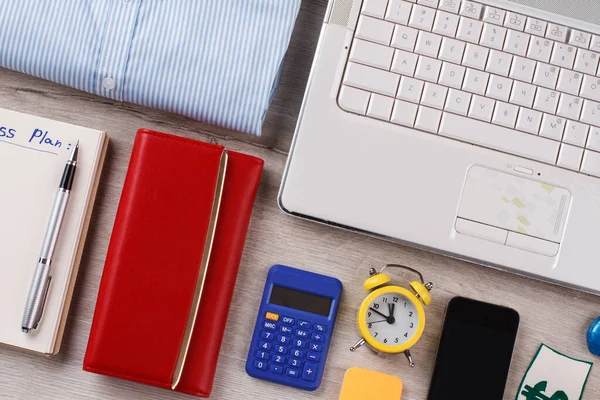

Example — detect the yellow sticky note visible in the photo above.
[339,368,403,400]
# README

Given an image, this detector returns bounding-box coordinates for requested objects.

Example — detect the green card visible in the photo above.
[516,344,593,400]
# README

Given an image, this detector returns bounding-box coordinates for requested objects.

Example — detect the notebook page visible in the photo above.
[0,108,104,353]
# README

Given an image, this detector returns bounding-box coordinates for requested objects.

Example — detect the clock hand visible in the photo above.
[369,307,389,319]
[390,303,395,318]
[368,319,388,324]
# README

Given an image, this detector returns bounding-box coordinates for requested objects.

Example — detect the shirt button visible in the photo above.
[102,77,115,90]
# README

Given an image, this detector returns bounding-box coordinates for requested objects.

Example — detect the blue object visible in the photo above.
[587,317,600,355]
[245,265,343,391]
[0,0,301,136]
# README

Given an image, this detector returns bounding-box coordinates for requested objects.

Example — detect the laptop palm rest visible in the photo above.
[455,166,571,257]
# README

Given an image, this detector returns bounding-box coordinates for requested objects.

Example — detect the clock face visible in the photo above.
[365,292,418,346]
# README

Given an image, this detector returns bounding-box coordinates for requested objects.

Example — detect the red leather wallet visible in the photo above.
[83,129,263,397]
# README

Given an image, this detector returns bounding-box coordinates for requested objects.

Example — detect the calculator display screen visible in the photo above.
[269,285,333,317]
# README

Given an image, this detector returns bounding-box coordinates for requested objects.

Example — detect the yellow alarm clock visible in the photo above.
[350,264,433,367]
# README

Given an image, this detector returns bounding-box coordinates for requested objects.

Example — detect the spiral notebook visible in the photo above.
[0,108,108,354]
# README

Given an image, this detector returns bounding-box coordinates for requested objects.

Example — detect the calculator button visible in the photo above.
[274,345,288,354]
[258,341,272,351]
[291,349,304,358]
[261,331,275,341]
[254,360,267,370]
[313,323,327,333]
[271,354,286,364]
[270,364,283,374]
[288,358,303,368]
[295,329,309,338]
[302,362,318,382]
[280,326,293,334]
[263,321,277,330]
[306,352,321,362]
[276,335,291,344]
[293,339,307,349]
[281,316,295,325]
[309,343,323,352]
[255,351,269,360]
[265,312,279,321]
[310,333,325,343]
[298,320,311,328]
[286,368,300,378]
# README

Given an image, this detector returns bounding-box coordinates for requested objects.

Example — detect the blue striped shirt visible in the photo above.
[0,0,301,136]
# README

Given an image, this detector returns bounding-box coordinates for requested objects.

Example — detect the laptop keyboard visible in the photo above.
[338,0,600,177]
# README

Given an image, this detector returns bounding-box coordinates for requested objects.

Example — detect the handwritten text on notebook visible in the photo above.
[0,123,75,155]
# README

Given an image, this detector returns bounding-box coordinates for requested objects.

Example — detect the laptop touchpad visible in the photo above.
[456,166,571,256]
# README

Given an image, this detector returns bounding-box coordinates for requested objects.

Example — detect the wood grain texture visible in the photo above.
[1,1,599,399]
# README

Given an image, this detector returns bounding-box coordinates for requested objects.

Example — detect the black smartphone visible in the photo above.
[427,296,520,400]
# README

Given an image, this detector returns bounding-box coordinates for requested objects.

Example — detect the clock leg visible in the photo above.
[350,338,366,352]
[405,350,415,368]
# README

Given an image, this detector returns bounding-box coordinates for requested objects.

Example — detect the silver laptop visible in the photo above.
[280,0,600,292]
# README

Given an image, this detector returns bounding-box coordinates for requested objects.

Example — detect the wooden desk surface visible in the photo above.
[1,1,599,399]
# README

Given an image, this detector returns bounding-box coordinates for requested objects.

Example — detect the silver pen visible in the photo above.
[22,142,79,333]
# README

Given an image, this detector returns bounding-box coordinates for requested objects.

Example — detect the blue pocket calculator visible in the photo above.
[245,265,343,391]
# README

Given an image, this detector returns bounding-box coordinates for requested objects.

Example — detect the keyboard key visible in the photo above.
[310,333,325,343]
[433,11,460,37]
[356,16,395,45]
[525,18,547,37]
[557,94,583,120]
[527,37,553,63]
[510,81,536,107]
[581,150,600,177]
[272,354,286,364]
[385,0,413,25]
[313,324,327,333]
[302,362,319,382]
[557,69,583,96]
[459,1,482,19]
[362,0,389,18]
[254,360,267,370]
[439,112,560,164]
[540,114,566,140]
[440,0,461,14]
[439,62,466,88]
[486,50,512,76]
[415,106,443,132]
[586,127,600,151]
[263,321,277,330]
[569,30,592,49]
[409,4,436,31]
[338,85,370,114]
[309,343,323,352]
[415,56,442,82]
[274,345,288,354]
[391,49,419,76]
[288,357,303,368]
[415,31,443,58]
[290,349,304,358]
[295,329,309,338]
[280,325,293,334]
[509,56,536,82]
[486,74,512,101]
[277,335,291,344]
[445,88,472,115]
[261,331,275,341]
[581,100,600,126]
[504,30,530,57]
[422,82,449,109]
[281,316,295,325]
[492,101,519,128]
[256,350,269,360]
[504,12,526,31]
[482,6,505,26]
[580,75,600,102]
[515,107,543,134]
[398,76,425,102]
[286,368,300,378]
[468,95,495,122]
[391,99,419,126]
[350,39,395,70]
[270,364,283,374]
[391,25,419,51]
[533,88,559,114]
[418,0,439,6]
[343,63,400,97]
[550,43,576,69]
[591,35,600,53]
[546,23,568,43]
[439,37,466,63]
[557,144,584,170]
[265,312,279,321]
[367,94,394,120]
[293,338,308,348]
[533,62,559,89]
[463,68,489,94]
[564,121,589,147]
[259,341,272,350]
[306,352,321,362]
[480,23,507,50]
[456,16,483,44]
[462,43,489,70]
[574,49,600,75]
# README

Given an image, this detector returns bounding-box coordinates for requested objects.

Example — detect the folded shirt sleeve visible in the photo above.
[0,0,302,136]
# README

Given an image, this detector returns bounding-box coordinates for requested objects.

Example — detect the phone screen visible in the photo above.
[427,297,520,400]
